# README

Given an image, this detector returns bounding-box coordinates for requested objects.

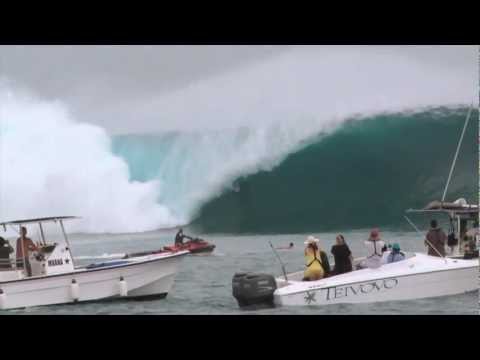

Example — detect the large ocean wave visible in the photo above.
[1,92,476,234]
[190,108,478,233]
[1,47,476,234]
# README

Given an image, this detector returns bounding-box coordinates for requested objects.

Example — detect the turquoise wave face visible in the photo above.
[192,109,478,233]
[113,108,478,234]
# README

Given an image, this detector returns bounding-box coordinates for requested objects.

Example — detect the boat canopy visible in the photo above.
[0,216,79,230]
[406,199,479,215]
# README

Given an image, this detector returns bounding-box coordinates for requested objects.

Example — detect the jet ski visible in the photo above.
[163,237,216,255]
[124,237,215,259]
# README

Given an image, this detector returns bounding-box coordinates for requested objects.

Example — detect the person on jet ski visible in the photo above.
[175,228,193,246]
[175,229,185,245]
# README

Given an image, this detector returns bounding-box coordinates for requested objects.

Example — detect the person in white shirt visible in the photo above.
[363,228,385,269]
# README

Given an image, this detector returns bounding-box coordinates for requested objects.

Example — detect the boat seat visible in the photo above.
[0,258,13,270]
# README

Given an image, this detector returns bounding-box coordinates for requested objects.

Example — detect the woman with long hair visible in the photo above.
[331,234,353,275]
[303,236,325,281]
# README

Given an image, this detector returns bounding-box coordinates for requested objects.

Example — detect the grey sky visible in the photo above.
[0,45,477,134]
[1,45,288,132]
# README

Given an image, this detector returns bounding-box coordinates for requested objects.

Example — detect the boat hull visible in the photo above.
[0,252,186,310]
[126,272,176,300]
[274,255,478,307]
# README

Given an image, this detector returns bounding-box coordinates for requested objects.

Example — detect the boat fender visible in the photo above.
[70,279,79,302]
[118,276,128,297]
[0,289,6,310]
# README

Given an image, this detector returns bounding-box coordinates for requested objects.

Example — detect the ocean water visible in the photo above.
[4,229,477,315]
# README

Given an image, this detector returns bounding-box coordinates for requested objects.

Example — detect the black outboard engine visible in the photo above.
[232,272,277,309]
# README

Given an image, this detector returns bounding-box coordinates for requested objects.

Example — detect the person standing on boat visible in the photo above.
[16,226,38,276]
[363,228,385,269]
[331,234,353,275]
[425,220,446,257]
[303,236,325,281]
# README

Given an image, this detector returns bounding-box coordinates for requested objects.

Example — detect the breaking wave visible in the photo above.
[1,46,476,234]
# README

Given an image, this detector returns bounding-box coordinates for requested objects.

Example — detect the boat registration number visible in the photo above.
[48,259,64,266]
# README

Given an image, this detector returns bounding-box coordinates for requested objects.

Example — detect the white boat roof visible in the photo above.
[406,208,478,215]
[406,199,478,215]
[0,216,80,227]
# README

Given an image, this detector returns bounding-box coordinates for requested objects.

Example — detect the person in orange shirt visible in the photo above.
[16,226,38,276]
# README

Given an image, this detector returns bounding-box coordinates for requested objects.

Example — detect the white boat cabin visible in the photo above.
[0,217,76,282]
[406,198,479,258]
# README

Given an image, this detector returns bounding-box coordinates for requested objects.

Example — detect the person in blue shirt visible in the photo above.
[387,243,405,263]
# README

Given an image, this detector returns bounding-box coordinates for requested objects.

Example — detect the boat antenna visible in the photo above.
[441,104,474,202]
[268,241,288,282]
[404,215,447,263]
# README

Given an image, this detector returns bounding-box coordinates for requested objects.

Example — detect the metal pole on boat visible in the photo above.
[39,223,46,245]
[441,105,473,202]
[59,219,75,268]
[19,225,27,276]
[404,215,447,263]
[269,241,288,282]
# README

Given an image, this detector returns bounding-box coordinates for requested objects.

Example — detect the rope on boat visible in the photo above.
[442,104,473,202]
[269,241,288,282]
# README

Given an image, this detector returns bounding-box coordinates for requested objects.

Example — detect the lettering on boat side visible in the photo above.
[304,291,316,304]
[325,278,399,301]
[48,259,64,266]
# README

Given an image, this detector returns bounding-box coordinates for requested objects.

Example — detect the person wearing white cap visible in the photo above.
[303,236,325,281]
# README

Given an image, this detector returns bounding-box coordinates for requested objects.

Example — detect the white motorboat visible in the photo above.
[232,201,478,308]
[275,197,480,306]
[274,254,477,307]
[0,216,188,310]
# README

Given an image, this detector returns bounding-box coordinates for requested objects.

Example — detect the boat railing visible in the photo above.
[276,253,420,286]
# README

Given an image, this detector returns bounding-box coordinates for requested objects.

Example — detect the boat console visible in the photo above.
[29,243,75,276]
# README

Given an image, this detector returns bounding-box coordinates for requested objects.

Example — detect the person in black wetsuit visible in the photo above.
[175,229,185,246]
[331,234,353,275]
[175,228,194,246]
[276,242,294,250]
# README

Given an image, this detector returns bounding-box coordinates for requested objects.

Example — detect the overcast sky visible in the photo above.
[0,45,477,134]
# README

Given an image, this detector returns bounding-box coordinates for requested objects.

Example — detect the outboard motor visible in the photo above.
[232,272,277,309]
